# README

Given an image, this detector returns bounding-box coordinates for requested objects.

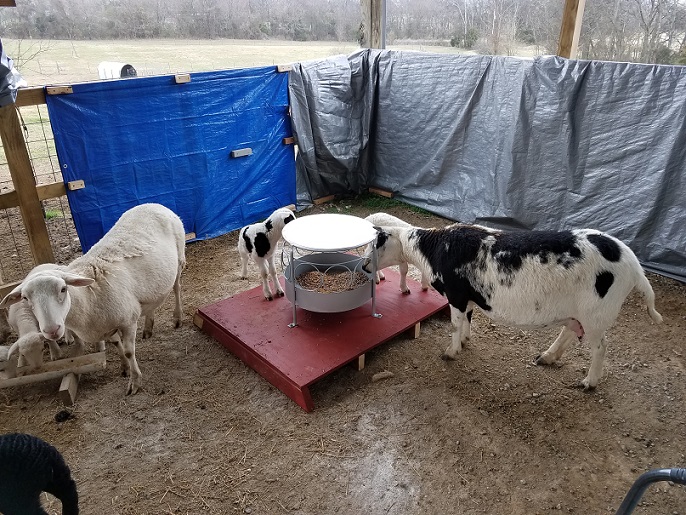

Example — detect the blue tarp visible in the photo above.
[46,66,295,252]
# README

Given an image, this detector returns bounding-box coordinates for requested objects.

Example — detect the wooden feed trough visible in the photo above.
[0,351,107,405]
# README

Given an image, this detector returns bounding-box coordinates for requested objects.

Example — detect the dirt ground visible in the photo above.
[0,197,684,515]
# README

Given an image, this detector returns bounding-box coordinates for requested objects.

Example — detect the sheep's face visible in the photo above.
[363,227,404,273]
[0,271,94,341]
[19,275,71,341]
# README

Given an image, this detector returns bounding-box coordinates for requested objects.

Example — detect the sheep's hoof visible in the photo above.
[174,320,182,329]
[401,289,411,295]
[142,330,152,339]
[275,291,285,297]
[534,353,556,366]
[441,353,457,361]
[575,380,596,392]
[265,296,273,301]
[126,380,141,396]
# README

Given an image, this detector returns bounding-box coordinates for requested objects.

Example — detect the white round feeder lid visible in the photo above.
[282,213,377,251]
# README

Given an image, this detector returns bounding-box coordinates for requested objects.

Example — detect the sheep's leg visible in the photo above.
[398,262,411,294]
[460,306,473,345]
[268,255,284,297]
[143,315,154,339]
[47,339,63,360]
[120,323,142,395]
[173,267,183,328]
[579,329,607,391]
[442,305,467,359]
[420,273,430,291]
[257,259,274,300]
[70,333,86,357]
[109,333,129,376]
[376,269,385,283]
[239,250,250,279]
[535,326,578,365]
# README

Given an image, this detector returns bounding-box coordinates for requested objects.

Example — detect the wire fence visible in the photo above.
[0,104,81,285]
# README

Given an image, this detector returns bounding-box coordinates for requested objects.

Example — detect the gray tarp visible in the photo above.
[289,49,686,282]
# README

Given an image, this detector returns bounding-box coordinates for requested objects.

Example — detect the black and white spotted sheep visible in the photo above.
[0,432,79,515]
[364,223,662,390]
[237,207,296,300]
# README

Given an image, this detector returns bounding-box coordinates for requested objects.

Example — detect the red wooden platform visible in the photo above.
[195,270,448,411]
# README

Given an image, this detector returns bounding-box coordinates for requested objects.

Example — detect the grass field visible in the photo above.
[4,39,362,86]
[3,38,543,87]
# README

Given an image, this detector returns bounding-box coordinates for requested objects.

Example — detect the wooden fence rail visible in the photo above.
[0,86,66,297]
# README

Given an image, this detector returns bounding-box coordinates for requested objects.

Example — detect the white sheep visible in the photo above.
[366,223,663,390]
[0,432,79,515]
[0,203,186,395]
[238,207,296,300]
[3,264,68,370]
[364,212,430,294]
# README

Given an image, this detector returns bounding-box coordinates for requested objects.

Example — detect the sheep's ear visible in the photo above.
[0,286,23,309]
[61,273,95,287]
[6,340,19,360]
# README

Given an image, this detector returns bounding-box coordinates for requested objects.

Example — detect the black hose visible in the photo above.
[615,468,686,515]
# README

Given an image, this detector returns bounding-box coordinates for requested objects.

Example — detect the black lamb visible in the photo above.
[0,432,79,515]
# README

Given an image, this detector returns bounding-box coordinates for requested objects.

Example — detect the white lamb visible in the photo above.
[0,203,186,395]
[364,212,430,294]
[238,207,296,300]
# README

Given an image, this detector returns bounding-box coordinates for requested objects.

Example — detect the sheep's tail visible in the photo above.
[635,270,663,324]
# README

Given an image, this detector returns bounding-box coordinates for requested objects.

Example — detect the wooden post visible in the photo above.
[558,0,587,58]
[361,0,385,49]
[0,103,55,264]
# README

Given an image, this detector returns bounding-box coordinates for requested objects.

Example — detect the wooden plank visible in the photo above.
[282,137,295,145]
[196,271,448,411]
[0,0,17,7]
[0,104,54,264]
[46,86,73,96]
[0,352,106,389]
[276,64,293,73]
[368,187,393,198]
[58,373,79,406]
[313,194,335,205]
[230,148,253,158]
[558,0,586,58]
[16,87,46,107]
[0,181,66,210]
[66,180,85,191]
[175,74,191,84]
[193,312,204,329]
[38,181,67,200]
[361,0,385,48]
[357,354,366,371]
